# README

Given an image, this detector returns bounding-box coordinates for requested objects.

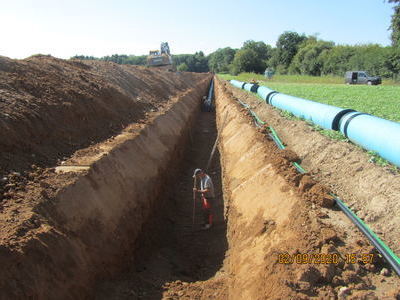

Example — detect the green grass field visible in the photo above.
[218,73,399,85]
[219,73,344,84]
[219,73,400,122]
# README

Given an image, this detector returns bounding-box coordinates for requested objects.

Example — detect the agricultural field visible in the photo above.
[220,73,400,122]
[219,73,344,84]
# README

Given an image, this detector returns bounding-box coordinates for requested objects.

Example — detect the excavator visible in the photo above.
[147,42,175,71]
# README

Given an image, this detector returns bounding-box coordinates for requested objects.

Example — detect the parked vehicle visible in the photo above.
[345,71,382,85]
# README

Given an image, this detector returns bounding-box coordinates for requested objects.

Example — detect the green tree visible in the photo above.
[229,40,272,74]
[125,55,147,65]
[389,0,400,47]
[242,40,271,60]
[384,47,400,79]
[270,31,307,73]
[242,40,272,73]
[289,38,334,75]
[230,48,259,74]
[319,46,356,75]
[177,62,189,71]
[71,55,97,60]
[173,52,209,72]
[101,54,147,65]
[173,54,192,67]
[348,45,392,77]
[208,47,236,73]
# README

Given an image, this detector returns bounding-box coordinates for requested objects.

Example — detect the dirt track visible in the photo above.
[0,56,399,299]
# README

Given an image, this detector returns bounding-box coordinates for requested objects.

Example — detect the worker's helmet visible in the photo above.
[193,168,203,178]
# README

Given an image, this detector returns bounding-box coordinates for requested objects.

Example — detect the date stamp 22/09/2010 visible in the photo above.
[278,253,374,265]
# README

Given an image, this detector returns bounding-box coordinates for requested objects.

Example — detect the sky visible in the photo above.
[0,0,395,59]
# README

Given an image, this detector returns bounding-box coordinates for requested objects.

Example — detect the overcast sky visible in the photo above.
[0,0,395,59]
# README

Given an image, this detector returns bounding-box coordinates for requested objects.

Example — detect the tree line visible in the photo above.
[72,52,209,72]
[72,37,400,79]
[72,2,400,79]
[72,54,148,65]
[213,33,400,79]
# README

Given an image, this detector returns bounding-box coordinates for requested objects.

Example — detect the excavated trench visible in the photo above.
[88,78,399,299]
[91,78,400,299]
[95,110,228,299]
[1,73,399,299]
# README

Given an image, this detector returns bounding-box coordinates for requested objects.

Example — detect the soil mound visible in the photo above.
[0,57,210,298]
[0,55,205,177]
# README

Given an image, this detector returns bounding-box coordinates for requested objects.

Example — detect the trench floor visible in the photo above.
[95,111,228,299]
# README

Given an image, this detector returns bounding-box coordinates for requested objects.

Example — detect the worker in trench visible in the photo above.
[193,168,215,230]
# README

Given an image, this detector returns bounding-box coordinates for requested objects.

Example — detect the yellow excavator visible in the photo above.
[147,42,175,71]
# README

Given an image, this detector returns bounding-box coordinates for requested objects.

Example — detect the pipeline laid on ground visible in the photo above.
[203,79,214,111]
[335,196,400,276]
[229,80,400,168]
[207,78,214,101]
[231,94,400,276]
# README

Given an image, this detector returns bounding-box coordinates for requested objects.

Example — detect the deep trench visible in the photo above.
[95,110,227,299]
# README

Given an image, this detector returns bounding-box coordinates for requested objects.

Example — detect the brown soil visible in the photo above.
[95,112,228,299]
[213,79,399,299]
[92,79,399,299]
[0,55,211,298]
[0,55,204,177]
[1,54,399,299]
[227,82,400,257]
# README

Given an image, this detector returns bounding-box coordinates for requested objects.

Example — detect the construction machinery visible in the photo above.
[147,42,174,70]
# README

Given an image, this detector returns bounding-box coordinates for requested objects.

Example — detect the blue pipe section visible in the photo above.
[243,83,254,92]
[230,80,245,89]
[229,80,400,167]
[257,86,277,104]
[235,82,260,93]
[339,112,400,167]
[268,93,354,130]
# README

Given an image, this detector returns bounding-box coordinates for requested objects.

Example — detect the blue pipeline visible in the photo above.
[257,86,278,104]
[231,81,352,130]
[243,83,253,92]
[230,80,245,89]
[243,83,260,93]
[268,93,354,130]
[229,80,400,167]
[339,112,400,167]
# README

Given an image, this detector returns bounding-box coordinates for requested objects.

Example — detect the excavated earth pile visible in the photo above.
[0,55,205,175]
[0,55,211,299]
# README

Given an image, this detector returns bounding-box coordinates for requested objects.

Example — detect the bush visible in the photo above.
[177,63,189,72]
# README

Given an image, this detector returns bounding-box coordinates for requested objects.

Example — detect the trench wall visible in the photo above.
[0,77,211,299]
[215,79,310,299]
[215,79,400,300]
